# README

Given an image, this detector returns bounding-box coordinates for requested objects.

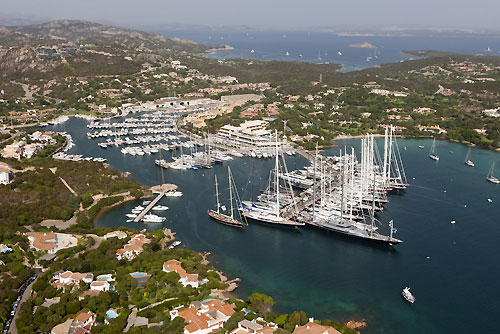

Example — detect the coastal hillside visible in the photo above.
[0,20,207,52]
[0,20,210,79]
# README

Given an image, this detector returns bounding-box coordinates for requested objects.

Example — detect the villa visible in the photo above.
[170,299,235,334]
[293,321,341,334]
[0,244,13,253]
[51,311,96,334]
[25,232,78,254]
[116,233,151,261]
[52,270,94,289]
[163,259,200,288]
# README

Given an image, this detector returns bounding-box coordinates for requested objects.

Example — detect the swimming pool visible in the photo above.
[130,272,147,277]
[106,310,118,319]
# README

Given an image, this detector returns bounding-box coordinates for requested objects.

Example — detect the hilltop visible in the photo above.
[0,20,207,51]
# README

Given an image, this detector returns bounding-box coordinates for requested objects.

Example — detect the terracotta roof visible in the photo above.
[74,312,92,323]
[26,232,56,251]
[178,306,212,333]
[203,299,235,318]
[163,259,187,276]
[293,322,341,334]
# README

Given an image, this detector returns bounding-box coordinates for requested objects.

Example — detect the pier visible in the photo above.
[133,184,177,223]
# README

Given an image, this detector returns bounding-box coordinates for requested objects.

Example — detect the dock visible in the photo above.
[134,184,177,223]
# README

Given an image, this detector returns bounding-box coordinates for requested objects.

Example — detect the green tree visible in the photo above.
[248,292,275,316]
[284,311,307,332]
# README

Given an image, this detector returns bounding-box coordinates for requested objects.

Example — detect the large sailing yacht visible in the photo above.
[464,147,474,167]
[207,166,247,228]
[486,162,500,184]
[239,132,304,228]
[311,147,402,245]
[429,138,439,161]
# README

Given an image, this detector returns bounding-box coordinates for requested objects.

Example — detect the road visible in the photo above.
[5,274,38,334]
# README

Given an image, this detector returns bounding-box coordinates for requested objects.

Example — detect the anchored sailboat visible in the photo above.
[239,132,303,228]
[208,166,247,227]
[429,138,439,161]
[464,147,474,167]
[486,162,500,184]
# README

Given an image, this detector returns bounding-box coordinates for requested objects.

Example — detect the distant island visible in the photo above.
[205,44,234,54]
[349,42,377,49]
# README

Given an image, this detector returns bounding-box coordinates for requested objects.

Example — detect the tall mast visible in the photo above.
[228,166,234,219]
[387,126,393,183]
[349,147,354,220]
[340,149,345,224]
[159,148,164,186]
[275,130,280,218]
[383,127,388,185]
[370,166,376,236]
[215,174,220,214]
[313,143,317,221]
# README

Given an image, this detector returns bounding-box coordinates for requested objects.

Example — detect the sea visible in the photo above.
[154,29,500,72]
[43,117,500,334]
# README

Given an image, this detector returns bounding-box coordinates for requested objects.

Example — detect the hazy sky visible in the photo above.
[2,0,500,30]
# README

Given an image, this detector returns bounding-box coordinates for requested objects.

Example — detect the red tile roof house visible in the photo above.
[170,299,235,334]
[72,311,96,333]
[52,271,93,290]
[163,259,200,288]
[116,233,151,260]
[51,311,96,334]
[26,232,57,253]
[292,321,341,334]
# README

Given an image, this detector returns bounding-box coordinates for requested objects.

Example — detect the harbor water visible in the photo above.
[154,30,500,72]
[47,117,500,334]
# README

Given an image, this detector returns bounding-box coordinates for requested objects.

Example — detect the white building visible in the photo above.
[104,231,127,240]
[216,120,279,150]
[90,281,111,292]
[0,165,10,185]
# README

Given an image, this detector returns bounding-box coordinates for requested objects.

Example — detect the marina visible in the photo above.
[43,116,500,334]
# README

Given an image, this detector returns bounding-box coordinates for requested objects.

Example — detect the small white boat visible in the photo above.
[152,205,169,211]
[126,213,138,218]
[165,190,183,197]
[487,198,493,203]
[142,214,166,223]
[418,145,424,149]
[168,240,182,249]
[133,206,145,210]
[451,220,456,224]
[143,200,151,205]
[402,287,415,303]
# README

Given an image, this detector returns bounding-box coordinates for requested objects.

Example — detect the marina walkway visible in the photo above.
[133,192,165,222]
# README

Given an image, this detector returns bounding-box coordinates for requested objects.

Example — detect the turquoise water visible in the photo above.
[131,273,147,277]
[106,310,118,319]
[155,30,500,72]
[46,118,500,333]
